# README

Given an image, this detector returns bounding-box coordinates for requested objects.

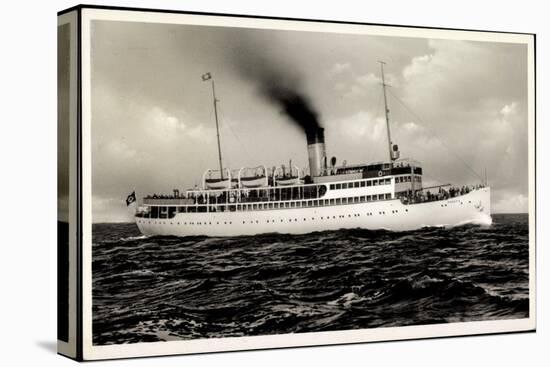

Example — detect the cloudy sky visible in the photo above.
[90,20,528,222]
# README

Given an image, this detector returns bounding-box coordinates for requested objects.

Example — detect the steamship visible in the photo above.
[134,65,491,237]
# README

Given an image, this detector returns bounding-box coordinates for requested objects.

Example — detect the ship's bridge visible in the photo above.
[313,158,422,184]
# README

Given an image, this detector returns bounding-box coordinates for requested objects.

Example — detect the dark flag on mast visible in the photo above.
[201,72,212,81]
[126,191,136,206]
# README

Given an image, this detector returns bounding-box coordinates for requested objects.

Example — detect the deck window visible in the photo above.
[360,181,366,187]
[336,183,342,190]
[378,194,385,200]
[367,180,372,187]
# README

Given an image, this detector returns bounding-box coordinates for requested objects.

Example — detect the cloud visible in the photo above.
[105,139,138,160]
[330,62,351,75]
[493,192,528,213]
[146,106,186,138]
[500,102,517,117]
[92,195,135,223]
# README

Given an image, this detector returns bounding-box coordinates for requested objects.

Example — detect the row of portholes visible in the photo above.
[137,208,412,226]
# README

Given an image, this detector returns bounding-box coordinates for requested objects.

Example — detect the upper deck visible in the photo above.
[143,158,423,204]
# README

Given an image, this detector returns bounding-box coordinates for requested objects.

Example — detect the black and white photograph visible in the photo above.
[56,5,536,361]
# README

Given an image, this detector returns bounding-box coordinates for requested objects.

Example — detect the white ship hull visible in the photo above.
[136,188,491,237]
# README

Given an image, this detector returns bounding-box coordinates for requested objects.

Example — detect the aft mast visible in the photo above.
[378,61,398,162]
[202,72,224,180]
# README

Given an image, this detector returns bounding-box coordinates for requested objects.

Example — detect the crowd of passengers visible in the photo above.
[401,184,485,204]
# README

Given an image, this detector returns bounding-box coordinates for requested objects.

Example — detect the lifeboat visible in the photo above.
[275,176,303,186]
[273,163,303,186]
[238,166,268,188]
[204,178,238,189]
[202,168,237,190]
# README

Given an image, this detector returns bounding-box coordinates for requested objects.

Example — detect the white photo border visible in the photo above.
[79,7,536,360]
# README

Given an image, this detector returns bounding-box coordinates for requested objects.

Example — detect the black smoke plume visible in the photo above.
[228,35,322,137]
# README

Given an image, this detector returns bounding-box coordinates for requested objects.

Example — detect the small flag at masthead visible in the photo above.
[201,72,212,81]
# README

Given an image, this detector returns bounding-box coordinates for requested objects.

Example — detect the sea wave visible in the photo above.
[92,214,529,345]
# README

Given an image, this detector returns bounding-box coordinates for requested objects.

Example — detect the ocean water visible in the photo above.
[92,213,529,345]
